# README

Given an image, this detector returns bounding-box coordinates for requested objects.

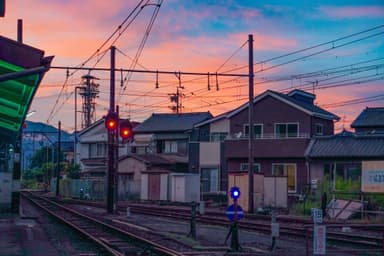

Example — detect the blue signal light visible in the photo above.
[230,186,241,200]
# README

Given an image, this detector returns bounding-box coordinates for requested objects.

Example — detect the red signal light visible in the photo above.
[105,111,118,132]
[120,119,133,141]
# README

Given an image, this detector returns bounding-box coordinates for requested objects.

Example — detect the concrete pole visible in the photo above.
[55,121,61,197]
[248,34,255,213]
[107,46,116,214]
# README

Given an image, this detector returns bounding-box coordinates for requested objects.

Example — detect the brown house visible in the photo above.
[193,89,339,203]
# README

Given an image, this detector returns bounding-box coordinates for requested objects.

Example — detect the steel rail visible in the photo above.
[45,196,384,249]
[21,192,183,256]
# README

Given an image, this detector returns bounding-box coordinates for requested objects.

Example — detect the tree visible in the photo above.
[29,146,57,170]
[66,164,81,179]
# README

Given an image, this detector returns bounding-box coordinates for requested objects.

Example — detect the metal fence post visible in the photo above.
[306,226,309,256]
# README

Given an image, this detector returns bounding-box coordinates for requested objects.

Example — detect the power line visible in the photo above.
[47,0,149,123]
[320,94,384,108]
[222,24,384,74]
[215,40,248,72]
[72,0,147,74]
[119,0,163,99]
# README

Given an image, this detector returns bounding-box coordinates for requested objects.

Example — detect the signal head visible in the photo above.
[230,186,241,200]
[105,111,118,132]
[119,119,133,141]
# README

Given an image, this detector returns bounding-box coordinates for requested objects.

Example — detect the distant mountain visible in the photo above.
[23,121,72,141]
[22,121,73,169]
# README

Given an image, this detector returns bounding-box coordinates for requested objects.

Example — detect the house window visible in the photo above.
[240,163,260,173]
[272,163,296,193]
[275,123,298,138]
[244,124,263,138]
[210,132,228,142]
[164,141,178,153]
[315,123,323,135]
[201,167,219,192]
[89,143,106,158]
[157,140,187,155]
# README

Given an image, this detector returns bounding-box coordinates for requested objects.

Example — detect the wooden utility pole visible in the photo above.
[248,34,254,213]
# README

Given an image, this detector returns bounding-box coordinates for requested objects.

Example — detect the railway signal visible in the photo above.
[225,186,242,251]
[119,119,133,142]
[105,111,118,132]
[230,186,241,200]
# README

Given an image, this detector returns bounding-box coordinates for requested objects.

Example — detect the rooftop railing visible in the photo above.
[226,133,310,140]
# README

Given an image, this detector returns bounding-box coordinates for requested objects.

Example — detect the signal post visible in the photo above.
[106,46,134,214]
[225,186,243,252]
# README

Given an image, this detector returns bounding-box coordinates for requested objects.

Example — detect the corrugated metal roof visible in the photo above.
[306,135,384,158]
[351,107,384,128]
[0,36,52,139]
[134,112,212,133]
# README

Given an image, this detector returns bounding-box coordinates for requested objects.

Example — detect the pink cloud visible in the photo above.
[319,5,384,19]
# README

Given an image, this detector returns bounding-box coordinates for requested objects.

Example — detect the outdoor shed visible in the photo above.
[141,170,169,201]
[169,173,200,202]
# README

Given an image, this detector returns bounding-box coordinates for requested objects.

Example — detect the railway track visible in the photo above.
[126,204,384,248]
[21,191,187,256]
[57,197,384,250]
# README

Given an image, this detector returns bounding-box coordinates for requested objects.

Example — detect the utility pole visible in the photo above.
[56,121,61,197]
[248,34,254,213]
[107,46,116,214]
[74,86,81,165]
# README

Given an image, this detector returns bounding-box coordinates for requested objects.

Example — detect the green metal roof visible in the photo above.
[0,35,52,141]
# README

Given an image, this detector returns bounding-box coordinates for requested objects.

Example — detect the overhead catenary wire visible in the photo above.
[46,24,383,125]
[320,94,384,108]
[47,0,149,123]
[118,0,163,101]
[222,24,384,74]
[215,40,248,73]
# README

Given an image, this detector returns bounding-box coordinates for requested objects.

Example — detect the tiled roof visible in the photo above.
[305,134,384,158]
[274,90,339,120]
[197,90,339,127]
[134,112,212,133]
[351,107,384,128]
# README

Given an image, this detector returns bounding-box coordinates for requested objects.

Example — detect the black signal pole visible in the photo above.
[56,121,61,197]
[248,34,254,213]
[107,46,116,214]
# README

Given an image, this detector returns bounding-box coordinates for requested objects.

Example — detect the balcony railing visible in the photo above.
[226,133,310,140]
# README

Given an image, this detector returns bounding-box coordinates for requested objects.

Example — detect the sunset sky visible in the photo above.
[1,0,383,132]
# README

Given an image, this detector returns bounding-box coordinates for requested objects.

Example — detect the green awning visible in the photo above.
[0,35,53,141]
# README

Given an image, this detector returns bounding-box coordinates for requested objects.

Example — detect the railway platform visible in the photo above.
[0,213,60,256]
